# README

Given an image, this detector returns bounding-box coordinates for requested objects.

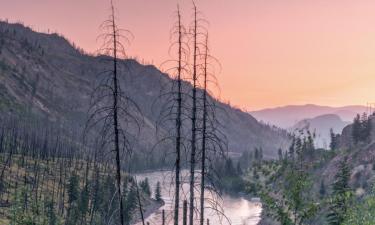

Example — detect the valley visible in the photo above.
[1,1,375,225]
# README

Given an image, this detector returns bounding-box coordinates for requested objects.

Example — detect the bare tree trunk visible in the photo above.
[135,178,146,225]
[110,2,125,225]
[183,200,188,225]
[162,209,165,225]
[200,35,209,225]
[174,5,183,225]
[189,3,198,225]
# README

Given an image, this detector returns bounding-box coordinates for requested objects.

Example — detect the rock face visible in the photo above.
[321,115,375,191]
[338,115,375,150]
[292,114,350,148]
[0,21,289,158]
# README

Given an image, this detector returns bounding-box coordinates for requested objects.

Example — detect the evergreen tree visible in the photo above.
[361,113,371,143]
[89,168,102,223]
[67,173,79,206]
[44,198,60,225]
[155,181,162,202]
[254,148,259,160]
[278,148,283,161]
[140,178,151,196]
[259,147,263,161]
[319,180,326,198]
[224,158,236,176]
[329,128,338,150]
[236,161,243,175]
[327,157,352,225]
[288,137,295,161]
[352,114,361,144]
[78,185,89,222]
[66,173,80,225]
[124,182,137,224]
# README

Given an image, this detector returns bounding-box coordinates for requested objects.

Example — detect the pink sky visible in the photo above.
[1,0,375,110]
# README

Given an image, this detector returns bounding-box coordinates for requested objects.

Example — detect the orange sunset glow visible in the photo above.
[2,0,375,110]
[3,1,375,224]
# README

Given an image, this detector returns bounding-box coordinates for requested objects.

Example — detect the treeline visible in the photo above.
[352,113,372,144]
[329,113,373,151]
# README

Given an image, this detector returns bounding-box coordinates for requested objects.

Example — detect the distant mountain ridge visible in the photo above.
[0,21,289,159]
[250,104,367,128]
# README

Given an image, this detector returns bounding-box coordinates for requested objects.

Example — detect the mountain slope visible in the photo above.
[292,114,350,148]
[0,21,289,159]
[251,104,366,128]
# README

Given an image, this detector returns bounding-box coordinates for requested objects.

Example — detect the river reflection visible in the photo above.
[135,170,261,225]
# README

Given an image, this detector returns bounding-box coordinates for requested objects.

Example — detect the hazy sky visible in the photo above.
[1,0,375,110]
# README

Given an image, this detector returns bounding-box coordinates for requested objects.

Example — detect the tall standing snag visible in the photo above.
[189,3,198,225]
[156,5,189,225]
[198,31,228,225]
[199,34,209,225]
[174,6,183,225]
[85,1,141,225]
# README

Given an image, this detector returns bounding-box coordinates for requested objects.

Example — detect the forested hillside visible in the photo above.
[0,21,289,161]
[247,113,375,225]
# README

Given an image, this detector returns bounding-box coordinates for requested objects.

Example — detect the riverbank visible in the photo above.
[135,170,262,225]
[132,199,165,224]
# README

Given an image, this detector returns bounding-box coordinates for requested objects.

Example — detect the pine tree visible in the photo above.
[224,158,236,176]
[78,185,89,222]
[327,157,352,225]
[236,161,243,175]
[44,198,60,225]
[67,173,79,205]
[66,173,80,225]
[278,148,283,161]
[319,180,326,198]
[352,114,361,144]
[254,148,259,160]
[124,182,137,224]
[140,178,151,196]
[155,181,162,202]
[329,128,338,150]
[288,137,296,163]
[361,113,371,143]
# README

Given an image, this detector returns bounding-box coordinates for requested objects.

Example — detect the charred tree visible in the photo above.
[85,1,141,225]
[189,3,198,225]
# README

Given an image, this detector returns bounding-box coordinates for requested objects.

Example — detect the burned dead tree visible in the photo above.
[155,4,190,225]
[199,34,209,225]
[173,6,186,225]
[187,3,228,224]
[85,1,141,225]
[198,33,228,225]
[189,3,199,225]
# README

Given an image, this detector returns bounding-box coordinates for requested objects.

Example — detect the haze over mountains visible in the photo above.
[0,21,289,159]
[250,104,367,129]
[250,104,368,148]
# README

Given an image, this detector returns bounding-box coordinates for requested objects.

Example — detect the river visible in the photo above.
[135,170,262,225]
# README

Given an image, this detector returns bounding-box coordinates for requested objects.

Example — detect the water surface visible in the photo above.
[135,170,261,225]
